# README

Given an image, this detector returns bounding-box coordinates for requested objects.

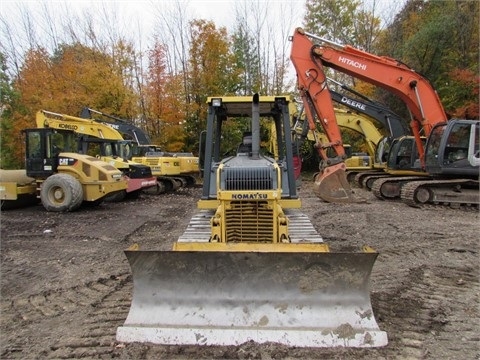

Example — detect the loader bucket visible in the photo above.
[314,163,365,203]
[116,250,387,348]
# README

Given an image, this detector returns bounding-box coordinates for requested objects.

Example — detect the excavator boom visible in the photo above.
[36,110,157,198]
[290,29,364,203]
[296,28,448,166]
[80,107,200,188]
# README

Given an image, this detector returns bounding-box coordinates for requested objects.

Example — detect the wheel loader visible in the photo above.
[117,94,387,348]
[36,110,158,200]
[1,127,127,212]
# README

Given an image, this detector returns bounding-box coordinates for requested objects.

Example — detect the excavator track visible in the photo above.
[348,170,383,186]
[359,173,390,190]
[353,171,376,188]
[371,176,427,200]
[178,209,323,243]
[401,179,479,209]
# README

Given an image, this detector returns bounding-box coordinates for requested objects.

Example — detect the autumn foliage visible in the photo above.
[1,0,478,169]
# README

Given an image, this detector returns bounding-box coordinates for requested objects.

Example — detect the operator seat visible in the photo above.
[237,132,252,154]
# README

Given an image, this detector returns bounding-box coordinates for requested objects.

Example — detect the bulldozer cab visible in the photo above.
[24,128,77,178]
[201,95,298,201]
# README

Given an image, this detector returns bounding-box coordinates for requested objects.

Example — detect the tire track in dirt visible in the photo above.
[46,276,132,359]
[1,273,131,359]
[374,261,479,359]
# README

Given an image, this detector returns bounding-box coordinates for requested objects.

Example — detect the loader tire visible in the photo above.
[40,174,84,212]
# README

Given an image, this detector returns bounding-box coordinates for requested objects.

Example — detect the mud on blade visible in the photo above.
[117,250,387,348]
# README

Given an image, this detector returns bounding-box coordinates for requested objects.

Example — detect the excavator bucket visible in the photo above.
[314,163,366,203]
[116,249,387,348]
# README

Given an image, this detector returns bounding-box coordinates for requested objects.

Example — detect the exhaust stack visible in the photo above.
[251,93,260,159]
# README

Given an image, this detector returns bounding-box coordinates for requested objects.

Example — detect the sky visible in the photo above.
[1,0,403,47]
[0,0,405,83]
[0,0,305,37]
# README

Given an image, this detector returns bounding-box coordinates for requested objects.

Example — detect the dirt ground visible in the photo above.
[1,178,479,359]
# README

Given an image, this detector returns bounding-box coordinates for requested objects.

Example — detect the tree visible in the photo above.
[231,18,261,95]
[144,42,187,151]
[303,0,360,44]
[186,20,240,150]
[14,43,137,117]
[0,52,24,169]
[303,0,382,94]
[378,0,479,118]
[231,0,293,95]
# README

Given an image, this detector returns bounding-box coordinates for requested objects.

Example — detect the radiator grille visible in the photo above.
[225,201,274,242]
[222,167,273,190]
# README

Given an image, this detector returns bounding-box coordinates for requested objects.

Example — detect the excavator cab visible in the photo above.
[425,120,480,176]
[385,136,425,174]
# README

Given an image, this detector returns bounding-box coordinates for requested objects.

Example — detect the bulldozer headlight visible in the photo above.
[211,98,222,107]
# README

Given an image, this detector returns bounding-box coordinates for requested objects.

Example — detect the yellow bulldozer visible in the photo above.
[116,95,387,347]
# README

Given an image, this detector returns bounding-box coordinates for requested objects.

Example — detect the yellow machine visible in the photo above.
[79,107,199,189]
[117,95,387,347]
[294,108,389,177]
[36,110,158,199]
[131,146,198,188]
[0,170,39,209]
[1,126,127,212]
[129,146,183,192]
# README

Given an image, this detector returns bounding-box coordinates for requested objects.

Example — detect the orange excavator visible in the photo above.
[290,34,364,203]
[290,28,479,208]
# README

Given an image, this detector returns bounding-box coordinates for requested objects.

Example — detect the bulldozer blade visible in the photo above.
[116,250,387,348]
[314,163,366,203]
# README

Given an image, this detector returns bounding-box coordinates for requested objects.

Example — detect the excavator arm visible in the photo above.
[293,28,448,167]
[290,28,363,203]
[327,77,410,138]
[36,110,125,140]
[334,110,385,157]
[80,107,153,145]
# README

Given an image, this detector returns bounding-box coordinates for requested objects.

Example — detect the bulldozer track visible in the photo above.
[371,234,479,359]
[374,264,478,359]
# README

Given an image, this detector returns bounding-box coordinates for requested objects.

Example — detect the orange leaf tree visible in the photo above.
[144,42,187,152]
[7,42,139,165]
[185,20,241,151]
